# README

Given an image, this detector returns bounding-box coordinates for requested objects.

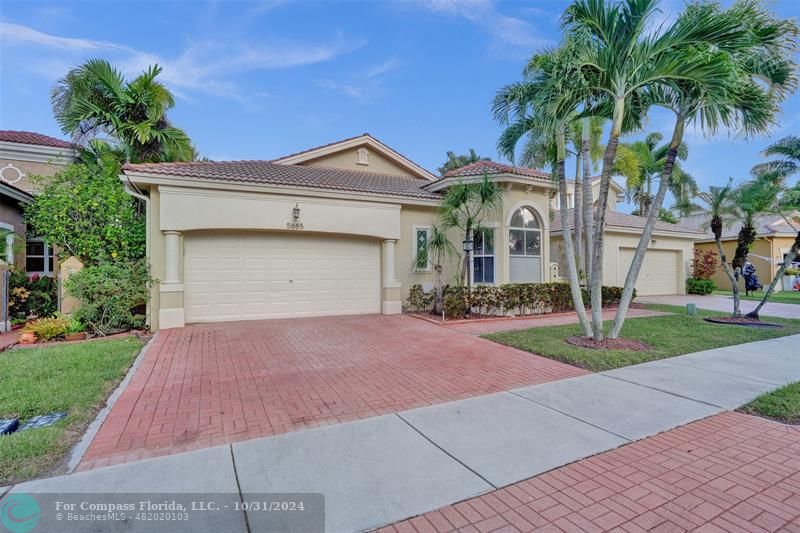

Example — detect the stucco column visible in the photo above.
[163,231,182,284]
[5,233,14,265]
[160,230,185,329]
[382,239,401,315]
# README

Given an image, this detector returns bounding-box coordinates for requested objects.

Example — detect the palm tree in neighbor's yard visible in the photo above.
[52,58,193,163]
[438,149,491,176]
[747,136,800,318]
[607,0,799,338]
[698,180,742,316]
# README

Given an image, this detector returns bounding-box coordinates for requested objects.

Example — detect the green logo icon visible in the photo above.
[0,494,40,533]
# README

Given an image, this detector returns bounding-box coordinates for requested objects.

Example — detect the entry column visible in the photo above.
[160,230,185,329]
[382,239,401,314]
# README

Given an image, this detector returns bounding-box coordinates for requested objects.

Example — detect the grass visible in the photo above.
[739,382,800,425]
[0,336,144,485]
[713,290,800,304]
[483,304,800,372]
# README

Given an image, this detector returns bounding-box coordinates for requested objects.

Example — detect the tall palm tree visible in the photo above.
[732,177,782,275]
[608,0,799,338]
[698,180,742,316]
[564,0,744,340]
[619,133,690,215]
[52,59,193,163]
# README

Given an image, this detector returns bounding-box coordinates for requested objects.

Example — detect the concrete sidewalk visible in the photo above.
[3,334,799,532]
[638,294,800,319]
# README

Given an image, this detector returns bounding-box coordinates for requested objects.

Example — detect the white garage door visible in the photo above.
[184,232,381,323]
[618,248,680,296]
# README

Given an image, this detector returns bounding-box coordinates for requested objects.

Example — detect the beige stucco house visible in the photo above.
[0,130,75,273]
[551,211,703,295]
[122,134,698,330]
[680,211,800,291]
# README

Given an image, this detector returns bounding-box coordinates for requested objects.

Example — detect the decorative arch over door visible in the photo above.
[508,205,543,283]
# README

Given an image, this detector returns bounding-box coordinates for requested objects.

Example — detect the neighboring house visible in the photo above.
[0,130,76,274]
[550,177,625,211]
[680,210,800,291]
[550,211,703,296]
[121,134,695,330]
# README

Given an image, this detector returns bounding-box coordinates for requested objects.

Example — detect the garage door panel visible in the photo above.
[184,232,380,323]
[618,248,680,296]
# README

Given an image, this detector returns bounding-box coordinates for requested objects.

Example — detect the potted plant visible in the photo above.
[783,268,800,291]
[19,327,36,344]
[64,316,87,341]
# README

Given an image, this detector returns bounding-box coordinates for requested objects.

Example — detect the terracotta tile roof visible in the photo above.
[270,133,370,162]
[680,211,800,240]
[122,160,442,200]
[444,160,551,181]
[552,209,704,235]
[0,130,73,149]
[0,180,35,202]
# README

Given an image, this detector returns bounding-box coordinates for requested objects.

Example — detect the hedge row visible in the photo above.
[408,282,634,319]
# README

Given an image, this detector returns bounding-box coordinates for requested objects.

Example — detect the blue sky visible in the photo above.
[1,0,798,213]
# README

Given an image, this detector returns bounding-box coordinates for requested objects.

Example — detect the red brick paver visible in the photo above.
[79,314,585,470]
[382,412,800,533]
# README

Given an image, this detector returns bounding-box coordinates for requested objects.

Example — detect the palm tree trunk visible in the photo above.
[747,230,799,319]
[715,238,742,317]
[581,118,594,281]
[574,153,584,278]
[557,126,592,337]
[609,116,684,339]
[590,97,625,341]
[434,265,444,315]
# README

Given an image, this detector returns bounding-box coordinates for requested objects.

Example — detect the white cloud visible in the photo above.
[316,57,401,100]
[418,0,550,51]
[316,80,364,99]
[0,22,364,103]
[365,58,401,79]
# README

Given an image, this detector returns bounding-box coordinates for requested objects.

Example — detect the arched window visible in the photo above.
[508,206,543,282]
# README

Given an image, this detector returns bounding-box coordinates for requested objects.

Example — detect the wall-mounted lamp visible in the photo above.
[292,203,301,221]
[462,238,474,253]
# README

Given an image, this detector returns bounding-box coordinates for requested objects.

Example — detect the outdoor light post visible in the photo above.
[463,236,474,318]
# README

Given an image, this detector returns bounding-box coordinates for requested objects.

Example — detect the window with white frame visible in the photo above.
[413,226,431,271]
[472,228,495,284]
[26,238,54,275]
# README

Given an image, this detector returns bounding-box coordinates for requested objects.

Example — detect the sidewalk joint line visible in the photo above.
[659,359,784,386]
[394,413,498,490]
[600,373,728,409]
[229,444,252,533]
[507,390,633,443]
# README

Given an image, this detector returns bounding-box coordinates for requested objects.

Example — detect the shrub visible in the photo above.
[406,284,433,313]
[65,260,152,335]
[25,316,68,341]
[691,249,717,280]
[442,285,468,319]
[7,270,57,321]
[784,268,800,276]
[686,277,716,295]
[65,316,86,334]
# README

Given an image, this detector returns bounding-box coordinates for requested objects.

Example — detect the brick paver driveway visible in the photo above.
[80,314,585,470]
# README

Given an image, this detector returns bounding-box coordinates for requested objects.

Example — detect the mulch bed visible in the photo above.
[566,336,652,351]
[704,316,783,329]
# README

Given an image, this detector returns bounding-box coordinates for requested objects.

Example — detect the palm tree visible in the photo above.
[564,0,746,340]
[414,224,458,315]
[438,149,490,176]
[494,42,595,337]
[619,133,690,216]
[732,177,782,276]
[752,136,800,180]
[607,0,799,338]
[439,175,504,315]
[52,59,193,163]
[698,180,742,316]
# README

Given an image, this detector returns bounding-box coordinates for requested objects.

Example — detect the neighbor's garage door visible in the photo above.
[618,248,680,296]
[184,232,381,323]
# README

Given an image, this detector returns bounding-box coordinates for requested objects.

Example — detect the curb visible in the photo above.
[66,335,155,473]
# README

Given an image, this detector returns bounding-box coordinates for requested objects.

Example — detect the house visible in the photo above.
[0,130,76,274]
[680,211,800,291]
[550,210,703,295]
[121,134,697,330]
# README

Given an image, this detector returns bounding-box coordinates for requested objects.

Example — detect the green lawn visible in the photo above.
[483,304,800,372]
[739,382,800,425]
[0,337,144,485]
[713,290,800,304]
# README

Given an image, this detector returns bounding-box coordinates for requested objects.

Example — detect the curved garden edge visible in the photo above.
[703,316,784,329]
[9,330,150,351]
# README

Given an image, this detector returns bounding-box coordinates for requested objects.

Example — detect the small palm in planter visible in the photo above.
[64,316,87,341]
